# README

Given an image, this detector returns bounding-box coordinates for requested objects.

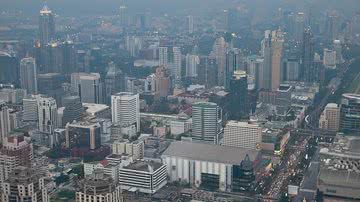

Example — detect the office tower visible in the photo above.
[119,0,128,26]
[323,48,337,69]
[89,47,103,73]
[213,37,227,86]
[111,92,140,132]
[172,47,182,80]
[0,101,11,142]
[185,54,199,77]
[22,95,39,122]
[37,96,57,133]
[294,12,305,43]
[154,66,170,98]
[119,160,167,194]
[333,40,343,64]
[158,47,168,67]
[187,15,194,34]
[285,58,300,81]
[326,11,339,41]
[192,102,222,144]
[229,70,249,120]
[76,170,122,202]
[224,121,262,149]
[260,31,272,90]
[225,48,242,90]
[0,51,18,86]
[301,28,316,82]
[1,167,50,202]
[340,94,360,134]
[105,62,125,104]
[71,73,103,104]
[126,36,142,57]
[65,121,101,150]
[62,39,77,74]
[62,96,83,126]
[198,56,218,88]
[39,5,55,45]
[37,73,64,105]
[270,29,284,91]
[75,50,88,72]
[19,57,37,94]
[246,56,264,90]
[319,103,340,131]
[0,135,33,183]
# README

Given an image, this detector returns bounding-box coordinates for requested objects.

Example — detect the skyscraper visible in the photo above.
[333,40,343,64]
[186,15,194,34]
[198,56,217,88]
[192,102,222,144]
[39,5,55,45]
[0,101,11,142]
[319,103,340,131]
[270,29,284,91]
[302,28,316,82]
[185,54,199,77]
[22,95,39,122]
[213,37,227,87]
[172,47,182,81]
[229,70,249,120]
[71,73,103,104]
[225,48,242,90]
[285,57,300,81]
[20,57,37,94]
[260,30,272,90]
[0,51,18,86]
[105,62,125,104]
[294,12,305,43]
[37,96,58,133]
[159,47,168,67]
[111,92,140,132]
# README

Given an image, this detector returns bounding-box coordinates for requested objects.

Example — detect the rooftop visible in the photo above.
[83,103,109,115]
[162,141,259,165]
[122,160,163,172]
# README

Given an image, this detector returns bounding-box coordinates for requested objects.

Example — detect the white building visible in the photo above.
[172,47,182,80]
[111,92,140,132]
[119,160,167,194]
[162,141,260,192]
[0,101,10,142]
[223,121,262,149]
[20,57,37,94]
[37,96,57,133]
[170,118,192,135]
[185,54,199,77]
[158,47,168,67]
[22,96,39,122]
[323,48,337,69]
[319,103,340,131]
[112,140,144,160]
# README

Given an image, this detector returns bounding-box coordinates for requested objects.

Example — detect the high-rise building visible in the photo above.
[111,92,140,132]
[119,0,128,26]
[340,94,360,135]
[224,121,262,149]
[39,5,55,45]
[172,47,182,81]
[323,48,337,69]
[65,121,102,150]
[198,56,218,88]
[62,96,83,126]
[20,57,37,94]
[326,11,339,41]
[225,48,242,90]
[270,29,284,91]
[37,73,64,105]
[154,66,171,98]
[186,15,194,34]
[0,135,33,183]
[285,57,300,81]
[302,28,317,82]
[62,40,77,74]
[319,103,340,131]
[185,54,199,77]
[213,37,227,87]
[158,47,168,67]
[105,62,125,104]
[0,51,18,86]
[333,40,343,64]
[0,101,11,142]
[246,56,264,90]
[37,96,57,133]
[260,30,272,90]
[1,166,50,202]
[192,102,222,144]
[76,170,123,202]
[71,73,103,104]
[229,70,249,120]
[294,12,305,43]
[22,95,39,122]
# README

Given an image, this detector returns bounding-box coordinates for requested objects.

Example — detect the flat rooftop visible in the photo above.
[83,103,109,115]
[162,141,259,165]
[123,160,163,172]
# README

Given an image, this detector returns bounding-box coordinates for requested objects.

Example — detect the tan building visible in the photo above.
[223,121,262,149]
[271,29,284,91]
[319,103,340,131]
